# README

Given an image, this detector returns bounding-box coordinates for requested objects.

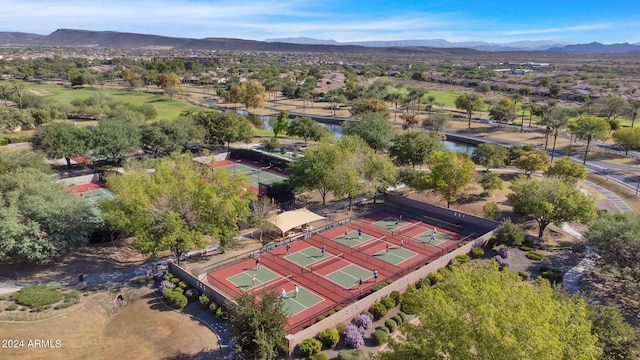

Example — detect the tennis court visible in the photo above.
[80,188,115,204]
[322,264,374,289]
[285,246,333,267]
[220,163,288,186]
[331,231,373,248]
[413,229,452,246]
[281,286,325,317]
[227,266,281,290]
[372,245,419,266]
[373,216,410,231]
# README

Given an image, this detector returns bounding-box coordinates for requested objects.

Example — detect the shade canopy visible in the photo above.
[271,208,325,235]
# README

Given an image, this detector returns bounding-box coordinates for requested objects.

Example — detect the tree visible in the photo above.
[164,86,182,99]
[192,110,253,147]
[627,99,640,128]
[0,168,98,264]
[573,115,610,164]
[471,143,509,171]
[612,127,640,155]
[230,80,266,109]
[488,102,516,126]
[155,72,180,88]
[288,116,331,145]
[455,93,483,129]
[421,112,450,133]
[511,147,551,177]
[420,150,476,208]
[101,156,255,260]
[479,171,503,196]
[140,119,200,156]
[269,110,290,138]
[363,152,397,203]
[350,97,389,118]
[288,142,339,205]
[250,197,278,242]
[389,131,443,168]
[122,68,143,88]
[597,95,628,121]
[0,148,50,175]
[332,136,373,211]
[540,107,570,161]
[586,212,640,296]
[228,291,288,360]
[379,263,601,360]
[544,157,587,185]
[11,82,24,109]
[508,177,596,237]
[587,304,640,360]
[90,117,142,165]
[31,121,89,167]
[342,112,396,152]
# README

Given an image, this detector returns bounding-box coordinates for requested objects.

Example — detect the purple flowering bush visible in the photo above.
[498,247,510,259]
[494,255,510,269]
[344,324,364,348]
[158,280,174,292]
[353,314,373,330]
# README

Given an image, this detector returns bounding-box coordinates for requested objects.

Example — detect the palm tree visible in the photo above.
[385,90,403,122]
[11,82,24,109]
[574,115,610,164]
[540,108,570,162]
[0,84,9,106]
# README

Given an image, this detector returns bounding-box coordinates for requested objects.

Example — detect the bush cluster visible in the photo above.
[344,324,364,349]
[162,289,188,309]
[397,311,407,323]
[540,268,564,284]
[379,296,396,310]
[319,328,339,348]
[525,251,545,261]
[450,254,470,267]
[369,302,387,320]
[372,329,389,346]
[470,247,485,259]
[337,349,365,360]
[519,245,533,251]
[15,285,63,308]
[426,271,444,286]
[308,354,328,360]
[518,271,530,280]
[299,338,322,357]
[353,314,373,330]
[199,294,211,308]
[385,319,397,332]
[389,291,402,305]
[495,219,525,246]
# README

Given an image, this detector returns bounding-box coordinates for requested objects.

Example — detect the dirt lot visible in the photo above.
[0,287,221,360]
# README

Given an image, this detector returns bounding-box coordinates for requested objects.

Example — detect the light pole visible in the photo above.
[520,111,525,133]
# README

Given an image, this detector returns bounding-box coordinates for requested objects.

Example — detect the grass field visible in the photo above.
[0,287,220,359]
[22,82,202,121]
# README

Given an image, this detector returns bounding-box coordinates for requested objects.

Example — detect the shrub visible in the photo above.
[299,338,322,357]
[5,304,18,311]
[15,285,62,308]
[427,271,444,286]
[497,247,510,259]
[539,265,550,273]
[483,202,500,219]
[518,271,530,280]
[199,294,211,308]
[470,247,485,259]
[316,315,326,323]
[309,354,328,360]
[170,277,180,284]
[184,288,198,301]
[173,287,184,295]
[380,326,390,334]
[520,245,533,251]
[337,349,365,360]
[451,254,470,266]
[336,322,347,336]
[494,256,510,269]
[369,302,387,320]
[163,289,188,309]
[389,291,402,305]
[344,324,364,349]
[541,268,564,284]
[371,283,386,292]
[372,329,389,346]
[158,280,174,292]
[54,302,75,310]
[216,306,228,321]
[380,296,396,310]
[178,281,188,290]
[209,301,218,313]
[400,290,420,315]
[334,306,344,312]
[436,267,452,278]
[385,319,398,332]
[397,311,407,323]
[495,219,525,246]
[327,309,336,316]
[163,272,174,281]
[392,314,403,324]
[0,295,7,301]
[361,311,374,321]
[353,314,373,330]
[415,277,430,289]
[319,328,340,348]
[526,251,545,261]
[64,290,80,303]
[486,236,498,249]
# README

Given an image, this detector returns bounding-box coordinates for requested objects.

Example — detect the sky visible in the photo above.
[1,0,639,44]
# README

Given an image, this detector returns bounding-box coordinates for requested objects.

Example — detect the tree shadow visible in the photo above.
[162,348,226,360]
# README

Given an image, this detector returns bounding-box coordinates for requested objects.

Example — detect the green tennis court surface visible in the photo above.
[332,231,372,248]
[280,287,325,317]
[413,230,452,246]
[80,188,115,203]
[324,264,373,288]
[220,163,288,186]
[372,246,419,266]
[285,246,333,267]
[227,267,280,290]
[373,217,409,231]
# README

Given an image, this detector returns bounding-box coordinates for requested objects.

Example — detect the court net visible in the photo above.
[396,221,422,234]
[310,253,344,272]
[250,275,293,294]
[357,236,387,252]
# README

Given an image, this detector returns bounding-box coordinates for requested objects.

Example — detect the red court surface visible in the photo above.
[68,182,107,194]
[206,210,473,333]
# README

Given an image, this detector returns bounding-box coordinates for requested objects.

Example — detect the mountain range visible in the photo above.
[1,29,640,55]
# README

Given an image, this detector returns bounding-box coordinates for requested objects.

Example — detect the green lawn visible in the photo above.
[24,82,201,121]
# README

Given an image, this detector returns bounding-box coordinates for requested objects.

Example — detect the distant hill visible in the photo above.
[0,29,637,55]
